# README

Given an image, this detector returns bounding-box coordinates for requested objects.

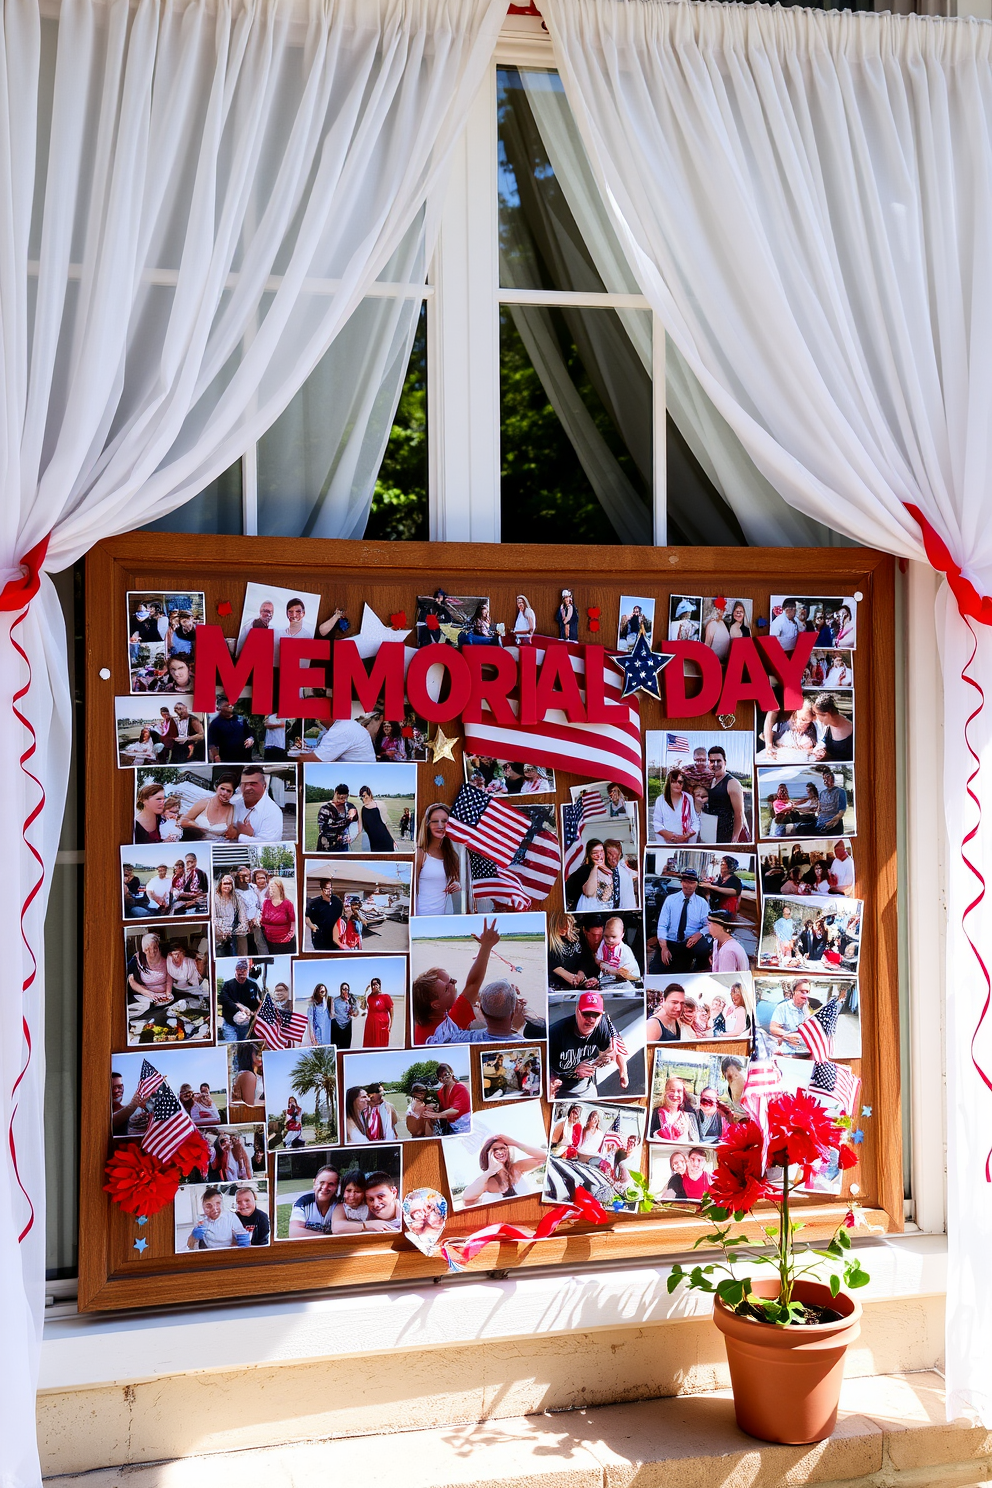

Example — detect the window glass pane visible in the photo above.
[365,302,428,542]
[141,462,243,534]
[500,304,652,544]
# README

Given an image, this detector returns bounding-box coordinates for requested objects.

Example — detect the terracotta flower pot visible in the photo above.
[712,1278,862,1444]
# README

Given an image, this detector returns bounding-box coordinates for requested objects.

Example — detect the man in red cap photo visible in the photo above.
[549,990,628,1098]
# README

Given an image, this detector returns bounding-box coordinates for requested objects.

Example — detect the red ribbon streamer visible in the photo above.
[441,1187,611,1271]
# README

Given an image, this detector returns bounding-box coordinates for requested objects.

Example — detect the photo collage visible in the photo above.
[110,583,865,1252]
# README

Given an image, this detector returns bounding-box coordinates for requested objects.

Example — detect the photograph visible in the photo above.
[274,1145,403,1239]
[668,594,702,643]
[302,860,411,953]
[128,590,206,692]
[409,911,548,1045]
[562,808,639,914]
[402,1189,448,1255]
[648,1143,718,1203]
[645,972,754,1043]
[177,1124,267,1185]
[124,921,212,1046]
[227,1042,266,1122]
[568,780,636,821]
[210,842,297,958]
[643,849,758,969]
[700,596,753,665]
[175,1180,271,1251]
[292,955,407,1049]
[342,1047,474,1142]
[134,764,297,845]
[265,1046,338,1149]
[754,974,861,1059]
[547,985,647,1100]
[236,581,321,665]
[441,1100,549,1211]
[758,839,856,897]
[801,649,854,689]
[121,843,212,920]
[206,704,309,765]
[548,909,644,993]
[416,591,490,648]
[768,596,858,652]
[543,1100,645,1211]
[758,894,863,973]
[115,696,205,768]
[648,1049,748,1145]
[480,1045,544,1101]
[764,1058,859,1195]
[303,763,417,853]
[111,1047,228,1138]
[755,689,854,765]
[645,730,754,847]
[617,596,656,652]
[215,954,293,1042]
[464,754,555,797]
[756,763,856,839]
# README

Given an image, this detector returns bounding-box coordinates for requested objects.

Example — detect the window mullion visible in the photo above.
[652,310,667,547]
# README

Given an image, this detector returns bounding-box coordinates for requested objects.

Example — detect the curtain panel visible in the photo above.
[541,0,992,1424]
[0,2,505,1483]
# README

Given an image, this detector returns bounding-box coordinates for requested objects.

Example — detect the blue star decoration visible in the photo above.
[136,1215,148,1226]
[434,774,445,787]
[861,1106,872,1118]
[133,1237,148,1254]
[616,633,672,700]
[852,1130,865,1144]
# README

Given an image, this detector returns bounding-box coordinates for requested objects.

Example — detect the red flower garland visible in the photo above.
[104,1145,181,1216]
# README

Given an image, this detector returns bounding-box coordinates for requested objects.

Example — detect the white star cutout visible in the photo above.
[346,603,411,660]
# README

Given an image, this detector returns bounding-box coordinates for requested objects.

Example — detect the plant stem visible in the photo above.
[781,1162,791,1308]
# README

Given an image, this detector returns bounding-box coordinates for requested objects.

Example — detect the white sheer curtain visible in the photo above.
[0,2,504,1483]
[541,0,992,1423]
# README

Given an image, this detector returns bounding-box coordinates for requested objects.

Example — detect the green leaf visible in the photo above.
[716,1278,746,1306]
[836,1228,851,1250]
[667,1274,683,1294]
[829,1273,841,1297]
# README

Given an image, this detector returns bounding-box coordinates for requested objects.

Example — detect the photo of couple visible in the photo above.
[441,1100,548,1211]
[547,988,646,1100]
[122,845,212,920]
[292,956,406,1048]
[409,913,548,1046]
[646,732,754,847]
[211,843,297,957]
[274,1146,403,1239]
[481,1046,543,1101]
[769,596,857,652]
[341,1050,473,1141]
[645,972,754,1043]
[302,861,411,954]
[134,764,297,844]
[174,1181,270,1251]
[544,1100,644,1212]
[758,839,856,897]
[756,690,854,765]
[264,1047,337,1149]
[648,1050,748,1146]
[236,582,320,663]
[648,1144,717,1202]
[464,755,555,796]
[303,764,417,854]
[127,590,205,692]
[760,895,863,973]
[753,974,861,1059]
[111,1047,227,1138]
[563,816,640,914]
[124,923,211,1045]
[115,696,205,767]
[757,764,856,839]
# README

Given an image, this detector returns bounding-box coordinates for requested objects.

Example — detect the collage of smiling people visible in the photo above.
[109,583,864,1254]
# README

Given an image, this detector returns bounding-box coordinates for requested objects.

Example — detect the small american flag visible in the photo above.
[141,1081,197,1163]
[254,992,308,1050]
[580,788,609,821]
[810,1060,862,1116]
[467,850,531,911]
[135,1059,165,1103]
[446,784,529,866]
[741,1058,784,1166]
[666,732,690,754]
[562,800,586,882]
[602,1011,629,1059]
[468,807,561,911]
[799,998,840,1063]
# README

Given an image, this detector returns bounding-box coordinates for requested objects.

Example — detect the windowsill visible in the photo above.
[40,1233,947,1394]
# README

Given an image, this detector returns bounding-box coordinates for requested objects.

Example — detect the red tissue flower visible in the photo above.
[171,1132,212,1177]
[425,614,440,631]
[216,600,233,617]
[708,1119,771,1214]
[588,620,600,632]
[390,611,408,630]
[104,1145,181,1217]
[587,607,601,619]
[714,595,726,610]
[766,1091,846,1179]
[837,1143,860,1171]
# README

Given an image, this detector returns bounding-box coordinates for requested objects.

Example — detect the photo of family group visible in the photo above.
[617,596,656,651]
[264,1046,338,1149]
[116,696,206,767]
[801,649,854,689]
[215,955,293,1042]
[121,844,212,920]
[648,1049,748,1145]
[547,984,646,1100]
[125,922,211,1045]
[128,590,206,693]
[174,1180,271,1251]
[211,842,296,957]
[759,895,863,973]
[302,861,411,953]
[202,705,309,764]
[756,690,854,765]
[758,838,856,897]
[303,764,417,853]
[178,1124,267,1185]
[480,1045,543,1100]
[765,1059,855,1195]
[291,955,406,1048]
[111,1047,228,1137]
[236,581,320,664]
[646,731,754,847]
[645,972,754,1043]
[768,595,857,651]
[547,911,644,999]
[643,849,757,970]
[410,912,547,1046]
[441,1099,548,1211]
[464,755,555,796]
[274,1146,403,1238]
[415,591,489,647]
[544,1100,644,1210]
[754,974,861,1058]
[757,764,856,839]
[562,811,640,914]
[341,1049,474,1142]
[134,764,297,844]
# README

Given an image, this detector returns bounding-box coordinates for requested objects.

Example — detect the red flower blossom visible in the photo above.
[843,1209,857,1229]
[216,600,233,617]
[766,1091,845,1175]
[425,614,440,631]
[171,1133,211,1177]
[104,1144,181,1216]
[837,1143,860,1170]
[708,1119,771,1214]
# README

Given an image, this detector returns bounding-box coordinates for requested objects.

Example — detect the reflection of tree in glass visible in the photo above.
[366,304,428,542]
[290,1049,338,1144]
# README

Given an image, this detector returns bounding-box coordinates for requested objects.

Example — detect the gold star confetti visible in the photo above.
[427,727,459,763]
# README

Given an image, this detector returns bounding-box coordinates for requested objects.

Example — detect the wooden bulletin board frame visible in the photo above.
[79,535,899,1313]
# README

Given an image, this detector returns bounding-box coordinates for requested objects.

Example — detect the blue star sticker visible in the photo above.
[133,1237,148,1254]
[136,1215,148,1226]
[861,1106,872,1118]
[852,1130,865,1144]
[616,633,672,700]
[434,774,445,787]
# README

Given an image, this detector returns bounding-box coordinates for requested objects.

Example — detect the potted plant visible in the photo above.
[661,1091,869,1445]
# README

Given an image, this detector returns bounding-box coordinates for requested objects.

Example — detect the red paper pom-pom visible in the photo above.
[171,1132,212,1177]
[714,596,726,610]
[401,726,414,738]
[216,600,233,617]
[587,607,601,619]
[588,619,600,632]
[104,1144,181,1217]
[425,614,440,631]
[837,1143,860,1170]
[390,611,408,630]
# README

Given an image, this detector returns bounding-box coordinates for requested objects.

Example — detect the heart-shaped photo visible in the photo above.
[716,713,737,730]
[402,1187,448,1257]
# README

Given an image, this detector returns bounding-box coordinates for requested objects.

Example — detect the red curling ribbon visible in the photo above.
[440,1187,611,1272]
[906,504,992,627]
[0,536,49,612]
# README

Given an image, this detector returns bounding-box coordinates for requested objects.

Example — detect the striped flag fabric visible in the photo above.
[467,807,561,910]
[461,639,643,798]
[254,992,307,1050]
[445,784,530,866]
[741,1058,784,1166]
[135,1059,165,1103]
[810,1060,862,1117]
[141,1081,197,1163]
[467,851,531,911]
[579,788,609,821]
[602,1011,629,1059]
[798,997,840,1063]
[561,800,586,883]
